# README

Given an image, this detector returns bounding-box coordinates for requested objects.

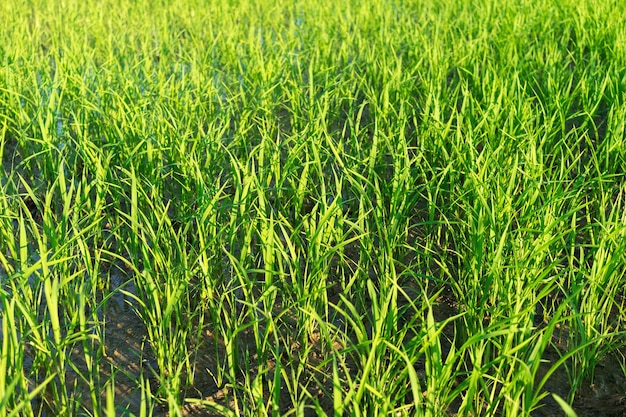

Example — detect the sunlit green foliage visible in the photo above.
[1,0,625,415]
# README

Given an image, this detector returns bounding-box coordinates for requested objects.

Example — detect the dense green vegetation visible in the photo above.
[1,0,625,415]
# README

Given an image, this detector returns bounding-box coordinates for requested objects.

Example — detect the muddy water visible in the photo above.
[2,265,625,416]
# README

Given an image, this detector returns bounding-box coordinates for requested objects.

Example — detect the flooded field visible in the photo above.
[1,0,626,415]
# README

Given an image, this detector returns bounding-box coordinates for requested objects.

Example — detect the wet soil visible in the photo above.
[61,277,623,417]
